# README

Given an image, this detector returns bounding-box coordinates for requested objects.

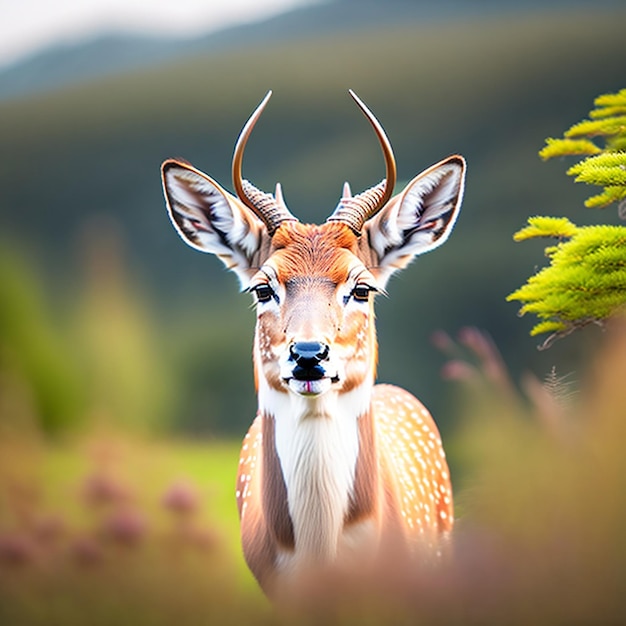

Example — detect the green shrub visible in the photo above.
[508,89,626,347]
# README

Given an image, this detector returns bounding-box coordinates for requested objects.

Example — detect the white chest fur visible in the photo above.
[259,379,371,563]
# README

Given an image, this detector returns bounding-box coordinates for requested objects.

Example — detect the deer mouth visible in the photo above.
[283,372,341,397]
[279,341,341,396]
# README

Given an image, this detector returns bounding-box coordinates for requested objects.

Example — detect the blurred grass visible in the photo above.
[1,322,626,623]
[0,432,267,619]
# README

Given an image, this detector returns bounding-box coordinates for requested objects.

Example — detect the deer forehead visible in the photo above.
[264,222,371,286]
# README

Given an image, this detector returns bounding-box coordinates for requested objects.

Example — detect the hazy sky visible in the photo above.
[0,0,317,68]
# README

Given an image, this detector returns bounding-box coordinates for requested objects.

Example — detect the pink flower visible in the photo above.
[102,509,147,546]
[82,473,131,507]
[0,533,34,566]
[162,480,200,516]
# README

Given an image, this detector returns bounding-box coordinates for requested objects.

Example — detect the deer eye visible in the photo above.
[351,285,374,302]
[252,284,275,304]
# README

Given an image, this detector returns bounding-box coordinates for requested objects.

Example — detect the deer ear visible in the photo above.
[161,159,265,286]
[364,155,465,286]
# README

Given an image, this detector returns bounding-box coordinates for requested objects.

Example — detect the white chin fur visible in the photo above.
[287,378,333,397]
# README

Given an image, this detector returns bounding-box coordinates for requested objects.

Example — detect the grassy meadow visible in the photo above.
[2,323,626,624]
[1,3,626,623]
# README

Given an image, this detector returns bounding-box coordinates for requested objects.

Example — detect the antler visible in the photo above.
[326,90,397,235]
[232,91,298,235]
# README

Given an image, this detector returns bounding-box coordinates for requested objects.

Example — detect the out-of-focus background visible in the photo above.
[1,0,625,622]
[2,0,625,438]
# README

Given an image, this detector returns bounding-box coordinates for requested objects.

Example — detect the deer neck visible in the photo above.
[258,377,376,563]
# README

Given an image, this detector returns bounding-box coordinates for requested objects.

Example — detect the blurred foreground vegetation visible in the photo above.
[1,322,626,624]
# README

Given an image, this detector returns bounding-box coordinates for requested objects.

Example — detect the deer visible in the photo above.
[161,91,466,597]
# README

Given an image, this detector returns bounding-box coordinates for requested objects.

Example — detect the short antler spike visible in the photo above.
[232,91,298,235]
[327,90,397,235]
[275,183,287,208]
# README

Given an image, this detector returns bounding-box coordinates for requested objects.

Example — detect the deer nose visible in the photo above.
[290,341,329,366]
[289,341,329,380]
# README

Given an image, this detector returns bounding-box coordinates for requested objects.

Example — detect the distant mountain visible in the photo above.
[0,0,621,101]
[0,35,189,101]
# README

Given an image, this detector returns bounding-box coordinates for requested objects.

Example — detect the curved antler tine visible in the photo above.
[349,90,397,206]
[232,90,271,204]
[327,90,397,235]
[232,91,297,235]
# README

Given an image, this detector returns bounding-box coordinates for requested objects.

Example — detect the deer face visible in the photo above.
[250,221,378,399]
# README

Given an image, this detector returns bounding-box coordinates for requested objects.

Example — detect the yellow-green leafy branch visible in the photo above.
[539,88,626,209]
[509,88,626,347]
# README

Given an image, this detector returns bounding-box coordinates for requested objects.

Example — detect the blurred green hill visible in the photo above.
[0,6,625,437]
[1,0,621,100]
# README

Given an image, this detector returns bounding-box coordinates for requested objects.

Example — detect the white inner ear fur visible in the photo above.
[163,163,264,287]
[165,168,231,248]
[397,162,463,237]
[366,159,465,287]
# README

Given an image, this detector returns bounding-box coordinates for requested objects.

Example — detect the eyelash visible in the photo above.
[251,284,275,304]
[344,284,377,305]
[352,285,372,301]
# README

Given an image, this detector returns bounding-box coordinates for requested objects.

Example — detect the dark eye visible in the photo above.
[252,284,275,304]
[351,285,373,302]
